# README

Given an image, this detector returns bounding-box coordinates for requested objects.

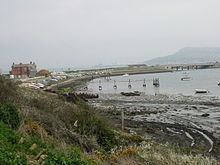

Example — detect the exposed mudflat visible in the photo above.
[88,93,220,158]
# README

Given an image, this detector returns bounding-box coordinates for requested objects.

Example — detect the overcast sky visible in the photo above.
[0,0,220,70]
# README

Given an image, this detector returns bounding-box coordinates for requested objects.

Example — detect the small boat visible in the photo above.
[113,80,117,89]
[153,78,160,87]
[181,72,191,81]
[121,91,141,96]
[143,79,147,87]
[181,77,191,81]
[98,80,102,91]
[195,89,208,94]
[99,86,102,91]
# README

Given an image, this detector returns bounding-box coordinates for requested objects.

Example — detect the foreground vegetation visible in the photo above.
[0,76,219,164]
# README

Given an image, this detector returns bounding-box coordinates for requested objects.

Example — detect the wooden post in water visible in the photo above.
[121,109,124,131]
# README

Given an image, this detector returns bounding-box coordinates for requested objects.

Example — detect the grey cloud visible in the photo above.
[0,0,220,70]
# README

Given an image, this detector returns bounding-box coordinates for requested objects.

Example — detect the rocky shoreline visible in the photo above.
[87,92,220,158]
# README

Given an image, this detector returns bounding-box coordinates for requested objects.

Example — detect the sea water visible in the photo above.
[87,68,220,96]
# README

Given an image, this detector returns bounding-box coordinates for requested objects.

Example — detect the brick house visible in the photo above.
[11,62,37,78]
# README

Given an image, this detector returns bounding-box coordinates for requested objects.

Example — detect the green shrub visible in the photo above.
[0,122,20,145]
[76,99,90,110]
[0,149,27,165]
[45,147,94,165]
[16,135,48,156]
[0,103,21,129]
[0,123,94,165]
[74,109,117,152]
[96,127,117,152]
[0,76,18,104]
[0,123,27,165]
[58,87,72,94]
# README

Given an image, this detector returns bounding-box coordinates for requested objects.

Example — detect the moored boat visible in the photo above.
[181,72,191,81]
[181,77,191,81]
[195,89,208,94]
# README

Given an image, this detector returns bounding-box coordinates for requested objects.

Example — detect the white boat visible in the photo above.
[195,89,208,94]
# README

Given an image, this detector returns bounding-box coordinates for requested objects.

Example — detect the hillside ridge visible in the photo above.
[145,47,220,65]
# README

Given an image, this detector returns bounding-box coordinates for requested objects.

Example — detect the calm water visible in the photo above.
[87,68,220,96]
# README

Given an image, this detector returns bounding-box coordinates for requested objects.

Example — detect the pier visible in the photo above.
[163,62,215,71]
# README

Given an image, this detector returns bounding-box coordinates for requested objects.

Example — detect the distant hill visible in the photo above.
[145,47,220,65]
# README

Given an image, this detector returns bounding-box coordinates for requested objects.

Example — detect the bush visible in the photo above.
[73,107,117,152]
[0,123,27,165]
[45,147,95,165]
[0,76,18,104]
[0,122,20,145]
[0,103,21,129]
[96,127,117,152]
[29,97,49,110]
[0,123,95,165]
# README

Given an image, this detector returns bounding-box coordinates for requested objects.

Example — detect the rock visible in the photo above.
[35,149,46,160]
[30,143,37,151]
[40,154,48,161]
[77,92,99,100]
[62,93,78,103]
[201,113,210,117]
[191,106,197,109]
[29,160,37,165]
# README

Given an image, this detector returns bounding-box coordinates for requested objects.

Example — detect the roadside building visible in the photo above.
[10,62,37,78]
[36,69,50,77]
